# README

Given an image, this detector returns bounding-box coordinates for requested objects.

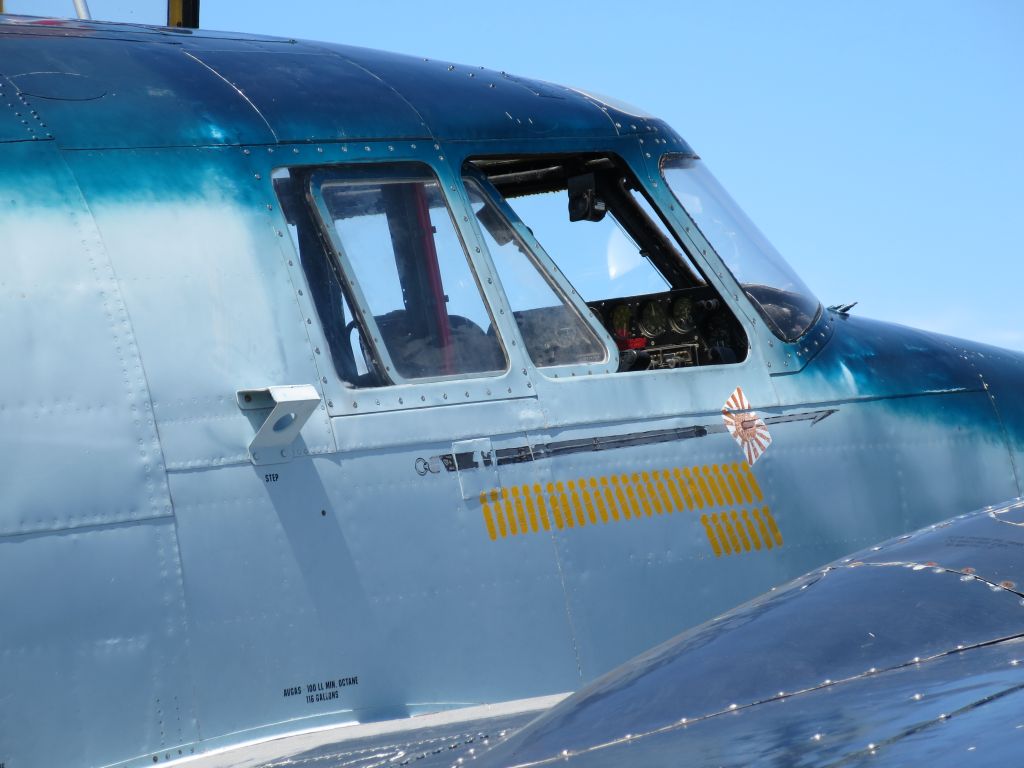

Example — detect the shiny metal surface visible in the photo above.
[0,19,661,149]
[1,13,1024,768]
[258,713,528,768]
[177,695,566,768]
[482,499,1024,766]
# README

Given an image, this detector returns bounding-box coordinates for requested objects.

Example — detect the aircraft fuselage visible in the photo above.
[0,15,1021,768]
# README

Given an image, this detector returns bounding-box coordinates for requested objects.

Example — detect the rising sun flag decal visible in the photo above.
[722,386,772,466]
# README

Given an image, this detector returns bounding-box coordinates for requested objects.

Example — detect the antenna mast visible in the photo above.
[167,0,200,28]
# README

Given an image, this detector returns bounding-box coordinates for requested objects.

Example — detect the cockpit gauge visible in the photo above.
[638,301,668,338]
[586,288,746,369]
[670,296,696,334]
[706,312,733,349]
[610,304,632,336]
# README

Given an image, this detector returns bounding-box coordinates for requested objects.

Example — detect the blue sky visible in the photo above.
[12,1,1024,349]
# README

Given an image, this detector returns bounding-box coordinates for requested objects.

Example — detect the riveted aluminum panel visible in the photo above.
[169,459,404,741]
[0,35,276,148]
[952,339,1024,489]
[0,519,199,768]
[168,448,578,746]
[564,391,1017,675]
[315,439,580,704]
[327,45,621,142]
[0,21,681,149]
[63,146,336,468]
[0,74,51,142]
[187,49,431,143]
[775,314,986,404]
[0,140,171,536]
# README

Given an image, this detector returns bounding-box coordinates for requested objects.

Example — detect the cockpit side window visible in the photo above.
[275,168,376,387]
[466,155,747,373]
[276,163,507,387]
[465,180,608,368]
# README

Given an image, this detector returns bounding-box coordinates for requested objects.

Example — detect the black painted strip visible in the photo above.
[430,408,838,473]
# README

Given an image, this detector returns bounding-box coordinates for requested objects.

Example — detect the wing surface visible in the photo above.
[478,499,1024,766]
[181,695,564,768]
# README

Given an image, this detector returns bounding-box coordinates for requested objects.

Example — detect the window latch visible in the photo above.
[236,384,321,465]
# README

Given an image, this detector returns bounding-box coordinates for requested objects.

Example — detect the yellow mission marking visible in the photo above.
[634,473,653,516]
[662,469,684,512]
[567,480,585,526]
[591,477,609,523]
[511,487,529,533]
[534,484,551,531]
[713,466,734,506]
[719,512,741,552]
[490,489,507,538]
[555,482,572,528]
[673,468,697,510]
[477,463,784,558]
[518,487,538,533]
[640,472,662,514]
[480,492,498,541]
[712,514,732,555]
[731,510,751,551]
[623,477,642,519]
[741,463,764,502]
[653,471,673,514]
[688,468,712,512]
[761,506,784,546]
[752,508,773,550]
[703,466,725,507]
[700,514,722,556]
[502,487,518,536]
[580,479,598,524]
[600,477,617,521]
[546,482,563,529]
[742,509,762,550]
[700,510,781,557]
[722,465,745,506]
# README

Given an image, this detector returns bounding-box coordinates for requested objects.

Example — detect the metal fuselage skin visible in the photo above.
[0,16,1021,768]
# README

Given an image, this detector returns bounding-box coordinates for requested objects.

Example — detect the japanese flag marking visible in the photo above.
[722,386,772,466]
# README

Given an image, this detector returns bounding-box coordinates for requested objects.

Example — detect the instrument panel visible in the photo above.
[589,288,747,371]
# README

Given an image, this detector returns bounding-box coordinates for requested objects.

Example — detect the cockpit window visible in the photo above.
[661,155,820,342]
[465,180,608,368]
[500,186,673,301]
[317,165,506,383]
[278,163,507,386]
[467,154,747,373]
[275,167,373,387]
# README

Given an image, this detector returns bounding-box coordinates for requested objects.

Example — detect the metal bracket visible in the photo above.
[236,384,321,465]
[451,437,498,500]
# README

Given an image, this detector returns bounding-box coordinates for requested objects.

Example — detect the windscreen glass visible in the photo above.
[661,156,820,341]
